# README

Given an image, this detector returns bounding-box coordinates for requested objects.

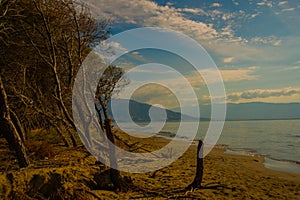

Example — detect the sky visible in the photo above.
[84,0,300,115]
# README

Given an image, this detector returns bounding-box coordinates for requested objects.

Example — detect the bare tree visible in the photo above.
[0,0,111,167]
[95,65,129,190]
[0,0,30,168]
[0,77,30,167]
[1,0,109,147]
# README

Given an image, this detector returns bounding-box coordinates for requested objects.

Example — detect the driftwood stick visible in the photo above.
[186,140,203,190]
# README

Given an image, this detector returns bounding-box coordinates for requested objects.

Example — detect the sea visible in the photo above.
[117,119,300,174]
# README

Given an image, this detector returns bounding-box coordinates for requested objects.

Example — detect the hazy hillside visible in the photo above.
[107,99,206,122]
[110,101,300,121]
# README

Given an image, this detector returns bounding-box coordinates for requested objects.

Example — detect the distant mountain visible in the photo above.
[107,99,206,122]
[200,102,300,121]
[107,101,300,122]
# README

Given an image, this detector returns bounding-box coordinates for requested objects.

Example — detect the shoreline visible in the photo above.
[117,131,300,199]
[119,129,300,175]
[151,130,300,174]
[225,148,300,174]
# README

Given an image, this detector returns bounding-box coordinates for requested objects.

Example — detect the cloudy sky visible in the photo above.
[84,0,300,114]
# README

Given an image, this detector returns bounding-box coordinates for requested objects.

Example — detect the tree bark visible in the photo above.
[10,109,26,141]
[103,115,122,190]
[0,77,30,168]
[95,104,104,132]
[186,140,204,190]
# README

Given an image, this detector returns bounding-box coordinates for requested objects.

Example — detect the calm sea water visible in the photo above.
[117,120,300,173]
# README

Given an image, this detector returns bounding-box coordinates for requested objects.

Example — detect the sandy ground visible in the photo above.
[0,131,299,199]
[115,132,300,199]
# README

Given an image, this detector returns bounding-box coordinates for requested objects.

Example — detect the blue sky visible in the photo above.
[85,0,300,112]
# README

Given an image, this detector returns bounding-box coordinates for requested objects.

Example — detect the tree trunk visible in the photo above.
[95,104,104,132]
[186,140,204,190]
[68,130,77,147]
[10,109,26,141]
[54,125,70,147]
[97,104,122,190]
[0,77,30,168]
[104,116,122,190]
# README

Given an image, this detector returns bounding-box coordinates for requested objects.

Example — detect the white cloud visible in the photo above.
[122,66,257,107]
[248,66,260,70]
[223,57,235,63]
[278,66,300,72]
[257,0,273,7]
[232,0,239,6]
[282,8,295,12]
[97,41,128,64]
[86,0,220,41]
[131,51,140,55]
[278,1,288,6]
[222,13,234,20]
[221,25,234,38]
[273,40,282,46]
[191,67,258,84]
[144,14,219,40]
[131,85,201,109]
[227,87,300,102]
[85,0,253,52]
[177,8,206,15]
[129,68,176,74]
[251,13,260,18]
[220,68,258,82]
[166,2,174,7]
[129,84,180,109]
[251,36,282,46]
[84,0,298,70]
[212,3,222,7]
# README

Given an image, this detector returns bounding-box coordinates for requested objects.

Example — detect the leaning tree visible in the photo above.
[94,65,129,190]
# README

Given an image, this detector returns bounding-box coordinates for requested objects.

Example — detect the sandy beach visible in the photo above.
[114,131,300,199]
[0,130,299,199]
